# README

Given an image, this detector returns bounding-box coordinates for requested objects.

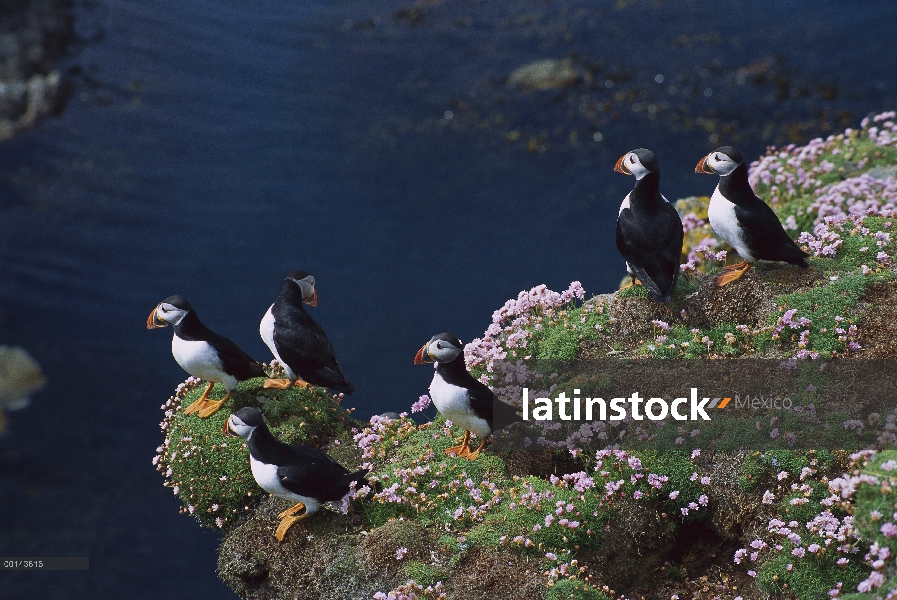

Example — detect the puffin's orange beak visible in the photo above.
[304,289,318,308]
[146,306,166,329]
[695,155,715,174]
[414,343,433,365]
[222,419,236,437]
[614,154,631,175]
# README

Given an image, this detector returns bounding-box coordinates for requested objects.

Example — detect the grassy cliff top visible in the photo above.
[166,113,897,599]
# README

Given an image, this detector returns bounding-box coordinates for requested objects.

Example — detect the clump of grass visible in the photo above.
[755,548,867,600]
[545,578,613,600]
[155,373,356,529]
[403,561,447,587]
[616,272,701,306]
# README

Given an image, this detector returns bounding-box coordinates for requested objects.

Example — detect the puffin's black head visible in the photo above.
[223,407,265,439]
[614,148,658,180]
[283,270,318,308]
[414,333,464,365]
[696,146,743,176]
[147,295,193,329]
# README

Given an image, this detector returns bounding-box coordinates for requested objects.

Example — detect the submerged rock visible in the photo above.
[0,345,46,434]
[507,58,580,91]
[0,0,72,140]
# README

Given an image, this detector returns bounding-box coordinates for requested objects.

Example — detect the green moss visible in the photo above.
[756,548,866,600]
[545,578,612,600]
[637,322,742,359]
[361,416,507,528]
[739,450,829,491]
[754,273,871,357]
[616,273,700,306]
[403,561,447,587]
[157,377,357,530]
[467,474,614,553]
[854,450,897,549]
[531,304,611,361]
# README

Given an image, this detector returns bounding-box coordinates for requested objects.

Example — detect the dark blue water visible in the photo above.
[2,1,896,598]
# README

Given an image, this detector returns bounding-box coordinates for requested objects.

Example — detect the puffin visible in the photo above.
[259,270,354,394]
[223,407,369,541]
[696,146,809,286]
[614,148,684,303]
[147,296,265,418]
[414,333,522,460]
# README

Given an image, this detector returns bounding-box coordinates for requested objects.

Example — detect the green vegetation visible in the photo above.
[155,375,357,529]
[545,579,613,600]
[206,116,897,600]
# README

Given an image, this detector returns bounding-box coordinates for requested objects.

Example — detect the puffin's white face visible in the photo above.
[427,338,463,363]
[615,151,653,180]
[703,151,740,176]
[153,302,188,326]
[288,275,317,305]
[225,413,256,439]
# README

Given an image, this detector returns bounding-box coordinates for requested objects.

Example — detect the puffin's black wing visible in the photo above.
[278,446,368,502]
[273,306,355,394]
[463,373,523,433]
[205,331,266,381]
[616,203,684,303]
[734,201,809,267]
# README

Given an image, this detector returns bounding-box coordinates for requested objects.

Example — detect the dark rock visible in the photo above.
[0,0,72,140]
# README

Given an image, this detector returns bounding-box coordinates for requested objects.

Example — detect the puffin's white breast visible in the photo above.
[259,304,295,381]
[171,336,236,389]
[618,192,631,215]
[429,372,491,437]
[708,186,754,261]
[250,455,321,513]
[619,192,670,216]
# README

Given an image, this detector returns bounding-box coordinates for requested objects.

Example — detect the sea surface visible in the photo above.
[1,1,896,598]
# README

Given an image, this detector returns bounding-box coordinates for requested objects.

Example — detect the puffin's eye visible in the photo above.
[436,343,443,349]
[160,306,168,313]
[715,154,721,161]
[629,155,635,163]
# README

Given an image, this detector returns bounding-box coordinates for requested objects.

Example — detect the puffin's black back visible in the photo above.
[244,410,369,501]
[168,299,265,380]
[616,170,684,303]
[272,278,355,394]
[435,352,523,433]
[719,162,809,267]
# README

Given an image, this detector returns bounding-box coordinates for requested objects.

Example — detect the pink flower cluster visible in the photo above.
[464,281,586,378]
[808,176,897,223]
[411,394,431,413]
[735,450,897,597]
[748,112,897,232]
[857,544,891,593]
[863,111,897,146]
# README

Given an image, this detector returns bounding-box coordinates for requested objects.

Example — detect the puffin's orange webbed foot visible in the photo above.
[197,392,233,418]
[717,262,751,286]
[463,438,488,460]
[184,382,215,415]
[263,379,293,389]
[720,260,749,273]
[274,502,308,541]
[444,431,472,457]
